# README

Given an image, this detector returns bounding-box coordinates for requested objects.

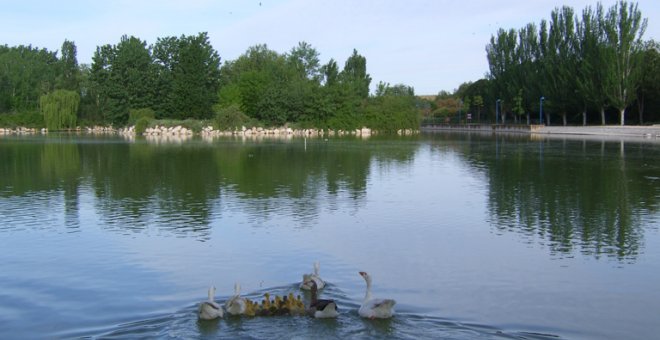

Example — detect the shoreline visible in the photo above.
[0,125,418,138]
[421,124,660,140]
[3,124,660,140]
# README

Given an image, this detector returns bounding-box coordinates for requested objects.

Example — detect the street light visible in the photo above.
[539,96,545,125]
[496,99,501,124]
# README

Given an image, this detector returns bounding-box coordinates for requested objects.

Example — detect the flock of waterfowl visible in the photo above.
[198,262,396,320]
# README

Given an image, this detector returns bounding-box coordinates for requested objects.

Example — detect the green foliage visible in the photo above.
[340,49,371,99]
[56,40,80,91]
[3,35,428,130]
[40,90,80,130]
[0,111,44,128]
[365,94,419,132]
[213,104,250,130]
[91,35,155,124]
[636,40,660,123]
[486,1,652,125]
[217,83,242,108]
[128,108,155,125]
[134,116,151,135]
[287,41,321,81]
[0,44,58,113]
[601,0,647,125]
[153,32,221,119]
[321,59,339,86]
[512,89,525,117]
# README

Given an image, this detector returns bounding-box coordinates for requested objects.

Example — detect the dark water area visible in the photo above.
[1,132,659,339]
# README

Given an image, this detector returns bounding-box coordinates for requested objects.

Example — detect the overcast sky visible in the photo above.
[2,0,658,95]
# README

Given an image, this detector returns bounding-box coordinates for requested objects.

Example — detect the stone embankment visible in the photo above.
[0,127,48,135]
[537,125,660,138]
[422,124,660,139]
[1,125,419,138]
[199,126,390,138]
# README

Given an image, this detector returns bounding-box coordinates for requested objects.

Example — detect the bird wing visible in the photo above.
[312,299,337,311]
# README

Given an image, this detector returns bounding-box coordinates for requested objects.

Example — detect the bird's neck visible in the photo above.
[311,288,318,304]
[364,281,372,301]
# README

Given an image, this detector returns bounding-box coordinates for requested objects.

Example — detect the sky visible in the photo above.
[1,0,659,95]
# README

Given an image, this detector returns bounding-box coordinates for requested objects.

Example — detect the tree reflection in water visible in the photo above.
[433,132,660,262]
[0,135,417,239]
[2,132,658,261]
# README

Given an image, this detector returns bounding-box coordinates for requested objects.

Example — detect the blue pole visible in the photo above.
[539,96,544,124]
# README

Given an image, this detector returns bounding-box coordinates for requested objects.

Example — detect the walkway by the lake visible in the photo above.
[422,124,660,139]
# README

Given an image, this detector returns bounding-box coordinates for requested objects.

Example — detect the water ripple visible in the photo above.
[64,283,564,340]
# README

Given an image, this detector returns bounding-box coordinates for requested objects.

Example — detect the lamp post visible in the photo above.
[496,99,501,124]
[539,96,545,125]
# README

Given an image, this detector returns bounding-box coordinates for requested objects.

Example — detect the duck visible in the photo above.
[257,293,272,316]
[307,280,338,318]
[244,298,257,317]
[358,271,396,319]
[300,261,325,290]
[286,292,304,315]
[198,286,224,320]
[224,282,248,316]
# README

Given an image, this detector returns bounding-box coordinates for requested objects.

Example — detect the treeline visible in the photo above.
[428,0,660,126]
[484,0,658,125]
[0,34,419,132]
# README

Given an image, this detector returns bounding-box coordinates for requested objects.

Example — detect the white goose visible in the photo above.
[198,286,224,320]
[358,271,396,319]
[300,261,325,291]
[224,282,248,316]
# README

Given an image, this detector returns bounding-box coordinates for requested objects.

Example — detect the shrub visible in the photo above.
[134,116,151,135]
[128,108,156,126]
[213,104,250,130]
[0,111,44,128]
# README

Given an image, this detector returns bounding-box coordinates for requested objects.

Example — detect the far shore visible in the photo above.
[421,124,660,140]
[0,125,417,138]
[3,124,660,141]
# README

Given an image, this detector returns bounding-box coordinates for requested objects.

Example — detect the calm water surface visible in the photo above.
[1,132,659,339]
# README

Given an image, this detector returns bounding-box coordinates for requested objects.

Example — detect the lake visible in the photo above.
[1,132,659,339]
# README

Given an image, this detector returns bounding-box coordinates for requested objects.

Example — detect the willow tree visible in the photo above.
[40,90,80,130]
[602,0,647,125]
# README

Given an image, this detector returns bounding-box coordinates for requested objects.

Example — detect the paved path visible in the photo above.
[538,125,660,138]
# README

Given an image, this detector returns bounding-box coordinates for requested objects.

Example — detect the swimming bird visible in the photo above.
[224,282,248,316]
[307,280,338,318]
[300,261,325,290]
[358,271,396,319]
[244,298,257,317]
[198,286,224,320]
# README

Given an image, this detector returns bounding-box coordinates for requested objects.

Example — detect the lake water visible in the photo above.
[1,132,659,339]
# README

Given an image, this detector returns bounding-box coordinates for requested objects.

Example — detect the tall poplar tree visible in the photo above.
[602,0,647,125]
[340,49,371,99]
[57,40,80,91]
[636,40,660,124]
[541,6,578,126]
[575,4,610,125]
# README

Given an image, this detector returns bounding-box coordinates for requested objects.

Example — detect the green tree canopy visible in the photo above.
[153,32,221,119]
